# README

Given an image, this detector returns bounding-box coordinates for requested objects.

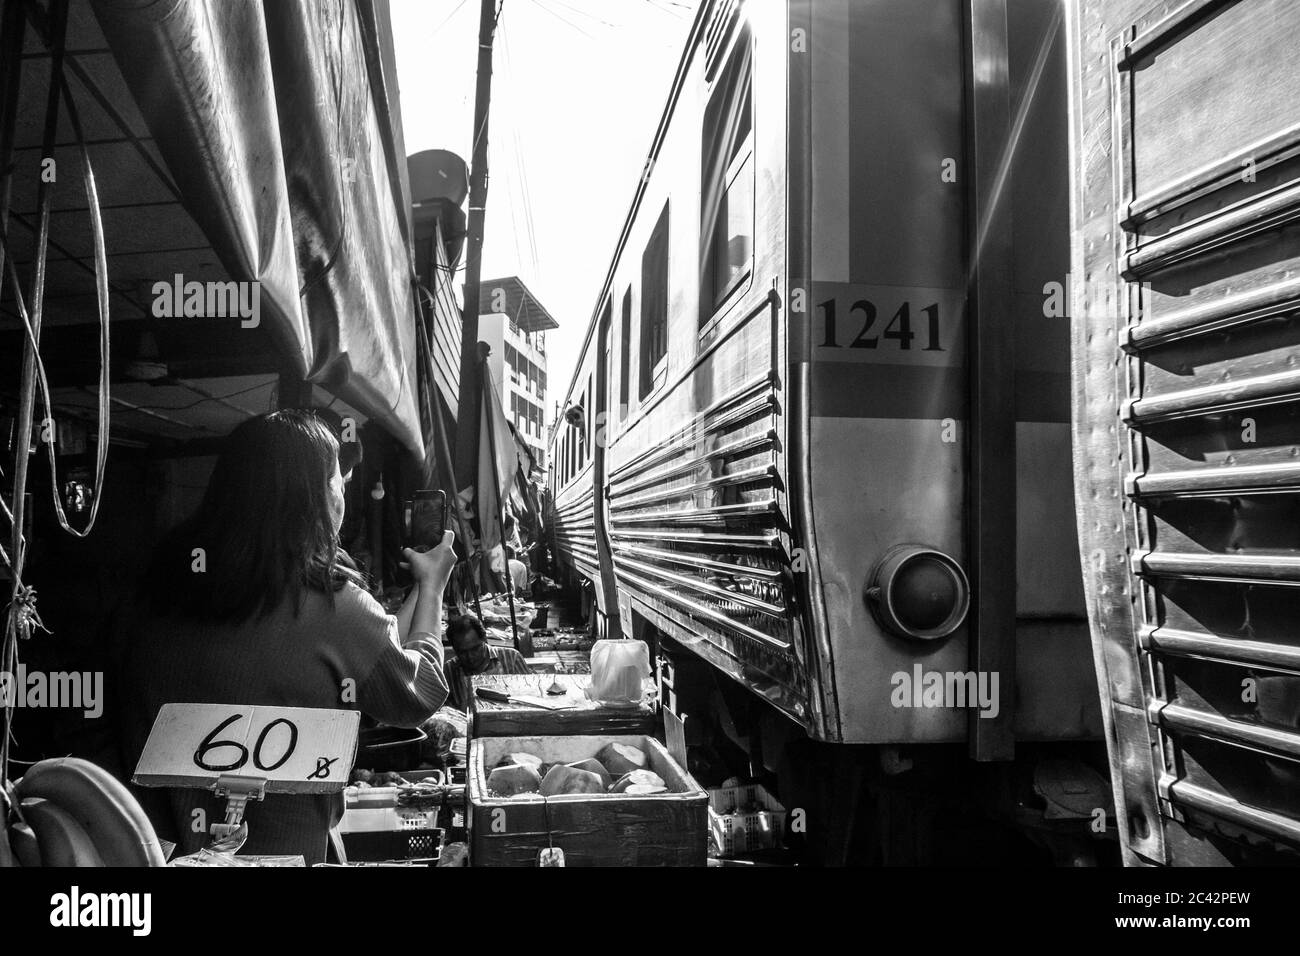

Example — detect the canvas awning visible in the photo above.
[89,0,423,455]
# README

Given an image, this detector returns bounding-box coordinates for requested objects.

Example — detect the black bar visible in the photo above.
[963,0,1018,762]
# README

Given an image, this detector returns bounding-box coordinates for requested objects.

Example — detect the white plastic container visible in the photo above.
[586,639,650,705]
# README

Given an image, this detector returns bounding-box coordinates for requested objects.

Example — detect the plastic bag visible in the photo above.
[171,848,304,867]
[587,639,649,705]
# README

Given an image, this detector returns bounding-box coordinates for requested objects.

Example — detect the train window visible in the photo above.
[619,287,632,421]
[639,203,670,400]
[700,25,754,324]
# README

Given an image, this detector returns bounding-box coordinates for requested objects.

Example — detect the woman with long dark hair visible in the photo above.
[117,409,452,864]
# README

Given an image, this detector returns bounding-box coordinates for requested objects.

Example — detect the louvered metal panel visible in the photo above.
[1071,0,1300,864]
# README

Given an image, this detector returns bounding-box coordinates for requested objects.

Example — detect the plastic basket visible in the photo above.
[339,807,443,863]
[706,783,786,857]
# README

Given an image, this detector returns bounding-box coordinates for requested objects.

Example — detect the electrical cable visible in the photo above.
[0,74,112,541]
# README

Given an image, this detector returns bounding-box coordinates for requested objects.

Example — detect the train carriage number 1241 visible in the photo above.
[818,298,944,351]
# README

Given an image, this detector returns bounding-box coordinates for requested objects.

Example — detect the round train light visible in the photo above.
[866,546,969,640]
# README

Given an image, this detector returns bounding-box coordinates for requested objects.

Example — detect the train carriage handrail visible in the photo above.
[1124,180,1300,279]
[1137,551,1300,584]
[1164,779,1300,849]
[1142,625,1300,674]
[1125,275,1300,351]
[1130,460,1300,499]
[1125,121,1300,225]
[1124,367,1300,424]
[1155,702,1300,763]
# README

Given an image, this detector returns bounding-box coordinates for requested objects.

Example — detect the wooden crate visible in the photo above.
[468,734,706,867]
[470,675,657,738]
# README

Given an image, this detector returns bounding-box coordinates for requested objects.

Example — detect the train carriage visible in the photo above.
[1069,0,1300,865]
[550,0,1108,860]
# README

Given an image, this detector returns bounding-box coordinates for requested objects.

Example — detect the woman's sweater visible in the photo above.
[116,582,447,865]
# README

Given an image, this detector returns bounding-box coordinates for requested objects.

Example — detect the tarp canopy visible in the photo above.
[90,0,423,455]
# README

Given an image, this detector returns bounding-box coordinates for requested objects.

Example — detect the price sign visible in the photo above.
[133,703,360,794]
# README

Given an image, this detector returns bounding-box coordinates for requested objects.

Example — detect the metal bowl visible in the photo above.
[356,726,428,772]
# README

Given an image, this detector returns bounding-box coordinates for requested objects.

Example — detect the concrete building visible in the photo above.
[478,276,559,470]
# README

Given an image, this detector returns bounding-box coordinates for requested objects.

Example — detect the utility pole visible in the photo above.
[452,0,500,496]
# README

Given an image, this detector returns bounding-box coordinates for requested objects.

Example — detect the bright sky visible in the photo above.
[391,0,699,424]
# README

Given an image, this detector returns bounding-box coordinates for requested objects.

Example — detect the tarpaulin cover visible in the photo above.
[91,0,423,455]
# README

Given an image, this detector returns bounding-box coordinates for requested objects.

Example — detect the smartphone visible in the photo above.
[406,489,447,553]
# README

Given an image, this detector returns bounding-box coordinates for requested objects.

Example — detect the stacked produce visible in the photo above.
[350,769,413,788]
[527,630,595,654]
[485,742,668,799]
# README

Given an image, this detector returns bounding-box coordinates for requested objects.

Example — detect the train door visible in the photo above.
[592,297,621,640]
[1069,0,1300,864]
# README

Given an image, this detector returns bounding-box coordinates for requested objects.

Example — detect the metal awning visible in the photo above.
[479,276,560,333]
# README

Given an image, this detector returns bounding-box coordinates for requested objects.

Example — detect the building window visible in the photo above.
[701,26,753,323]
[619,287,632,420]
[639,203,670,400]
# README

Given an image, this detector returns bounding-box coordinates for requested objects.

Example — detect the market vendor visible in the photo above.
[115,409,454,865]
[443,612,530,710]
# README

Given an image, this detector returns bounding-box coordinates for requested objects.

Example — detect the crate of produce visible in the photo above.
[707,783,787,857]
[342,769,451,863]
[471,674,657,738]
[468,734,707,866]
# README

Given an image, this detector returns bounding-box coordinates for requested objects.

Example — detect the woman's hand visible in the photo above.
[403,529,456,591]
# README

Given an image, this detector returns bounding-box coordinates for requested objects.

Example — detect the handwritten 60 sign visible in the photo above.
[132,703,360,795]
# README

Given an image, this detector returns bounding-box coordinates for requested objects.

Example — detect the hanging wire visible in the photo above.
[3,0,113,782]
[431,0,472,36]
[4,0,70,785]
[531,0,595,40]
[544,0,617,30]
[643,0,690,17]
[496,12,540,283]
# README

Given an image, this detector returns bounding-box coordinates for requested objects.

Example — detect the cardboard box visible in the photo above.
[470,675,657,738]
[468,734,706,866]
